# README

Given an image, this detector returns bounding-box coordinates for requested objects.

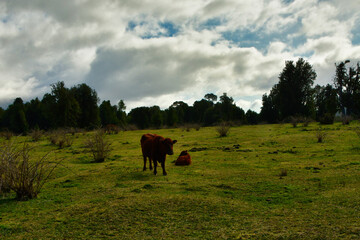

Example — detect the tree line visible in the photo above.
[0,58,359,133]
[260,58,360,124]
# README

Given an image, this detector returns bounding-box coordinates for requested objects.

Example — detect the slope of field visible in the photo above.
[1,123,360,239]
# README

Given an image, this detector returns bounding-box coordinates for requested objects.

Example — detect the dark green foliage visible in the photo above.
[116,100,127,127]
[272,58,317,120]
[334,61,360,117]
[260,93,279,123]
[51,82,81,128]
[314,84,338,123]
[25,98,45,130]
[71,84,100,129]
[193,99,214,123]
[2,98,29,134]
[204,93,217,102]
[128,107,151,129]
[99,100,119,126]
[246,110,260,125]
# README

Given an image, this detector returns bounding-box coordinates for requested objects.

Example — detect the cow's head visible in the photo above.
[162,138,177,155]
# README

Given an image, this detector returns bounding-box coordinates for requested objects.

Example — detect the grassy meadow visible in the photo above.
[1,122,360,239]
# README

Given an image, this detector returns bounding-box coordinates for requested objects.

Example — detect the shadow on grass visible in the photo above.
[117,171,153,182]
[0,197,16,206]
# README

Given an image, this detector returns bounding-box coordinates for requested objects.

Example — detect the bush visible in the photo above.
[1,130,14,140]
[279,169,288,178]
[315,128,327,143]
[29,129,43,142]
[104,124,120,134]
[216,122,230,137]
[342,116,353,125]
[48,130,74,149]
[0,142,58,200]
[302,117,312,127]
[290,116,300,128]
[84,129,111,163]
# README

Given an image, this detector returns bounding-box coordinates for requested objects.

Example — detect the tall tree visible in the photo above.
[128,107,150,129]
[2,98,29,133]
[116,100,127,127]
[25,98,44,130]
[314,84,338,122]
[99,100,119,126]
[193,99,213,123]
[260,92,279,123]
[204,93,217,102]
[272,58,317,119]
[51,81,81,127]
[71,83,100,129]
[245,109,259,125]
[334,60,360,116]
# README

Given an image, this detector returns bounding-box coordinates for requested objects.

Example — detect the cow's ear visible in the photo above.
[173,140,177,144]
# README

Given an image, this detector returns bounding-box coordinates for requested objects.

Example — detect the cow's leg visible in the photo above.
[161,162,167,176]
[149,158,153,170]
[143,156,147,171]
[153,161,158,175]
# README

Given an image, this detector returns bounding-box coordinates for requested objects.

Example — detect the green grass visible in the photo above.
[1,122,360,239]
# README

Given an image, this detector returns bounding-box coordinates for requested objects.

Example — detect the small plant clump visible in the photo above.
[48,130,74,149]
[315,128,327,143]
[279,169,288,179]
[29,129,44,142]
[216,122,231,137]
[290,116,299,128]
[84,129,111,163]
[1,130,14,140]
[0,141,58,200]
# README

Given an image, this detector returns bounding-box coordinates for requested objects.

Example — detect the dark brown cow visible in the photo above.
[141,134,177,175]
[175,150,191,166]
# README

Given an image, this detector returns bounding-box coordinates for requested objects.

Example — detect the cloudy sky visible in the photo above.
[1,0,360,112]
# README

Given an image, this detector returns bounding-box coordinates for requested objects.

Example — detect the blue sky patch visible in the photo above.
[199,17,224,30]
[159,21,179,37]
[351,19,360,45]
[126,20,179,39]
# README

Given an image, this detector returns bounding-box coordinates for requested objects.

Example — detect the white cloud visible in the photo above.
[0,0,359,112]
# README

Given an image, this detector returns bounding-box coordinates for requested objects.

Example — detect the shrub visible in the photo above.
[342,116,353,125]
[290,116,300,128]
[48,130,74,149]
[104,124,120,134]
[216,122,230,137]
[194,124,201,131]
[84,129,111,163]
[29,129,43,142]
[0,142,58,200]
[0,169,11,195]
[315,128,327,143]
[1,130,14,140]
[302,117,311,127]
[279,169,288,178]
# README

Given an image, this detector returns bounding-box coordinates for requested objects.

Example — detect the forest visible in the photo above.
[0,58,359,134]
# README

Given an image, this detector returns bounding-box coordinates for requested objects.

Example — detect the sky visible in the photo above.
[0,0,360,113]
